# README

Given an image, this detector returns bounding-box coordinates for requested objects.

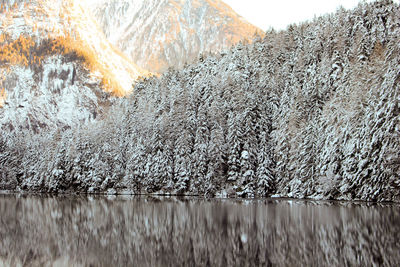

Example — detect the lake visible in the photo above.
[0,195,399,266]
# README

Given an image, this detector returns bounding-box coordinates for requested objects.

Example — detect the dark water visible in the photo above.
[0,195,399,266]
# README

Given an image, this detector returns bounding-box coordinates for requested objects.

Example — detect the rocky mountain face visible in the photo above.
[0,0,147,132]
[92,0,262,73]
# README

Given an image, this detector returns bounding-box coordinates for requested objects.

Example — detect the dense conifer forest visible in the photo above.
[1,0,399,201]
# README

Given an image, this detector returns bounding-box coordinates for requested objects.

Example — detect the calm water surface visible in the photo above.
[0,195,399,266]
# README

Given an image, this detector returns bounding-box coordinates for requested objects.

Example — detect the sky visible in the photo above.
[224,0,374,31]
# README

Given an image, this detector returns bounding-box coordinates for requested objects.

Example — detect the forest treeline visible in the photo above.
[1,0,399,201]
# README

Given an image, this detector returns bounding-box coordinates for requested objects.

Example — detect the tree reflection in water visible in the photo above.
[0,195,399,266]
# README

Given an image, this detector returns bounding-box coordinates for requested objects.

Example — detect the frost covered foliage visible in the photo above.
[1,0,400,201]
[0,52,110,132]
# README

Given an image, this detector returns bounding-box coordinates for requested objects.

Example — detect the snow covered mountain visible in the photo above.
[92,0,263,73]
[0,0,148,131]
[1,0,400,202]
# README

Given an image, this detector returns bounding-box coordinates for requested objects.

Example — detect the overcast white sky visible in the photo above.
[224,0,374,30]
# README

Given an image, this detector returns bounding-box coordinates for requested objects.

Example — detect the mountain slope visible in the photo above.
[0,0,148,131]
[92,0,263,73]
[1,0,398,201]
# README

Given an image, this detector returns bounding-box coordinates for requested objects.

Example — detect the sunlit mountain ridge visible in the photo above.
[92,0,263,73]
[0,0,150,131]
[0,0,149,96]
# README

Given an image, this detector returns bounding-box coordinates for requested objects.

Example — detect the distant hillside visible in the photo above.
[0,0,148,131]
[92,0,263,73]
